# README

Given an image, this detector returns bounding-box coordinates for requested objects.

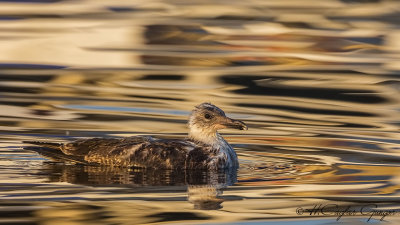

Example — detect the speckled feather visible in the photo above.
[26,136,223,169]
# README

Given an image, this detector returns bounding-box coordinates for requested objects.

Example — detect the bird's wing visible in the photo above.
[23,136,154,166]
[25,137,215,169]
[84,138,197,169]
[61,136,152,156]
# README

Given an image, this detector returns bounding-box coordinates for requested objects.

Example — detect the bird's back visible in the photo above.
[25,136,220,169]
[81,137,197,168]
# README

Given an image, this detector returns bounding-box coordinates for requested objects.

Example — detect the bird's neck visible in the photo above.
[188,126,221,147]
[189,125,239,168]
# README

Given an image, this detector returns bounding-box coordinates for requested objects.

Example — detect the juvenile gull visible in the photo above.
[25,103,247,170]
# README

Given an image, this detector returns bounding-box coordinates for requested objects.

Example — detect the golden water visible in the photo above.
[1,0,400,224]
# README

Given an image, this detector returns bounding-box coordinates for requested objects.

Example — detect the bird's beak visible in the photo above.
[217,116,248,131]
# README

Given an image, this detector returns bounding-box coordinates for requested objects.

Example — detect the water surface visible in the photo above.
[1,0,400,224]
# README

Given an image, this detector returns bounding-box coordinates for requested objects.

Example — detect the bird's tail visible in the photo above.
[23,141,89,165]
[23,141,63,149]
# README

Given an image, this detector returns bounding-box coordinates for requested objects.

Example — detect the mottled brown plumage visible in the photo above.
[25,103,247,170]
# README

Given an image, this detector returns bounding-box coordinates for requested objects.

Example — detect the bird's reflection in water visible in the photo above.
[41,162,237,210]
[188,185,224,210]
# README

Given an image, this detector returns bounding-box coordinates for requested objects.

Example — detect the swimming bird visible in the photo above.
[25,103,247,170]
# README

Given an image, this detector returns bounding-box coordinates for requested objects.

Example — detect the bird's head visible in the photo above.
[188,103,247,145]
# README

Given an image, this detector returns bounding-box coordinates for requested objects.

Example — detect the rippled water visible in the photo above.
[1,0,400,224]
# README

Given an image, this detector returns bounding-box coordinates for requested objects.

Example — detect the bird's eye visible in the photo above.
[204,113,212,119]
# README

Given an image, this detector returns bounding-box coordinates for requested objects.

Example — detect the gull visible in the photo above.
[25,103,247,170]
